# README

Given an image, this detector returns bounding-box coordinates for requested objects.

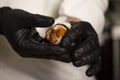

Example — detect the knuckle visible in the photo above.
[73,53,79,59]
[73,61,80,67]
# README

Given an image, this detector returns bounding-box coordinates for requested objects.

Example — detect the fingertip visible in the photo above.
[86,67,97,77]
[48,17,54,26]
[73,61,81,67]
[86,70,93,77]
[40,16,54,27]
[34,15,55,27]
[86,62,101,77]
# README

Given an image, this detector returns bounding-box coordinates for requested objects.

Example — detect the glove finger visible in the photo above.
[8,9,54,28]
[19,13,54,28]
[86,59,101,77]
[19,39,66,57]
[32,14,54,27]
[72,35,100,61]
[23,40,71,63]
[60,21,95,48]
[73,49,100,67]
[43,53,72,63]
[56,53,72,63]
[60,27,85,48]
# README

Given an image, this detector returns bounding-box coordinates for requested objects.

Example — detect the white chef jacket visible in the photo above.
[0,0,108,80]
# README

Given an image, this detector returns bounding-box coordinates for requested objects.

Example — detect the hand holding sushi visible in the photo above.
[60,20,101,77]
[0,7,66,59]
[45,19,101,76]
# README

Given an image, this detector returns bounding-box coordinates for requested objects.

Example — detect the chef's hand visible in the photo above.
[0,7,67,60]
[60,21,101,77]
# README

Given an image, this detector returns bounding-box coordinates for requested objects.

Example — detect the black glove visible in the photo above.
[0,7,67,61]
[60,21,101,77]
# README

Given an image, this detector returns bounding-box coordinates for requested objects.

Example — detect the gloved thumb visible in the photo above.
[0,7,54,28]
[31,14,54,27]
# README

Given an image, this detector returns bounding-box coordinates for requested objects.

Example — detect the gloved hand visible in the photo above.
[60,21,101,77]
[0,7,69,61]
